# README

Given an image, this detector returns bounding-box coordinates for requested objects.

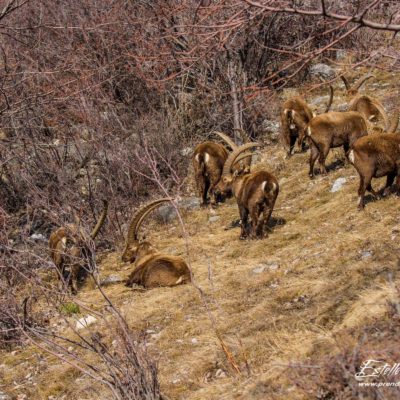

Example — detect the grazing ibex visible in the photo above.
[281,86,334,157]
[49,200,108,294]
[122,199,191,288]
[192,131,251,206]
[305,111,368,178]
[349,112,400,209]
[215,143,279,239]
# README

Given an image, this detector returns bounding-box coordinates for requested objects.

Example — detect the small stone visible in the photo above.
[208,215,220,223]
[330,177,347,192]
[67,346,73,352]
[252,262,279,274]
[100,275,123,286]
[361,250,373,259]
[252,265,268,274]
[0,393,11,400]
[76,315,97,330]
[30,233,47,242]
[191,338,198,344]
[310,63,336,79]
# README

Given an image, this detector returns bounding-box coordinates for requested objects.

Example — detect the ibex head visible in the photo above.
[122,198,172,263]
[214,142,261,201]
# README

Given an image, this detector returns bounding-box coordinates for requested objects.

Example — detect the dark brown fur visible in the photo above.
[192,141,229,206]
[233,170,279,239]
[280,97,313,157]
[349,133,400,209]
[306,111,368,178]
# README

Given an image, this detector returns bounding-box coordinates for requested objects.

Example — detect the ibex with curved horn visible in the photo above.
[215,143,279,239]
[122,199,191,288]
[192,131,251,206]
[282,85,334,157]
[341,73,388,129]
[49,200,108,294]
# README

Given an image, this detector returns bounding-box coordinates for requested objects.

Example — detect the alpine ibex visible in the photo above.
[305,111,368,178]
[49,200,108,294]
[215,143,279,239]
[349,112,400,209]
[122,199,191,288]
[281,85,333,157]
[192,131,251,206]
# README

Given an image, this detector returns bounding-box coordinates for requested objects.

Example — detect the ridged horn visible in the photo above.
[340,75,350,91]
[222,143,261,177]
[213,131,237,150]
[388,111,399,134]
[324,85,334,113]
[90,200,108,239]
[351,73,373,92]
[233,151,261,166]
[369,97,389,131]
[125,198,172,245]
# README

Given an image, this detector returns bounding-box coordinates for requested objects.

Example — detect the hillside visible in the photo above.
[2,68,400,400]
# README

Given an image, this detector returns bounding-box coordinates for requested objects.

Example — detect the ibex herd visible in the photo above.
[48,71,399,294]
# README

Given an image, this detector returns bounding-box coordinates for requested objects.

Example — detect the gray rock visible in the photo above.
[208,215,220,223]
[361,250,373,259]
[310,95,330,107]
[0,393,11,400]
[30,233,47,242]
[157,197,200,223]
[76,315,97,330]
[100,275,123,286]
[180,147,192,157]
[310,63,336,79]
[330,177,347,192]
[336,50,348,60]
[337,103,348,112]
[262,120,280,135]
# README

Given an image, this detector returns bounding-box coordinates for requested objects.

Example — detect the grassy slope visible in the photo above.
[2,69,400,400]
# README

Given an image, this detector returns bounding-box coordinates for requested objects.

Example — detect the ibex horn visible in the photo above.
[324,85,334,113]
[90,200,109,239]
[126,198,173,245]
[222,143,261,176]
[213,131,237,150]
[388,111,399,134]
[351,73,373,92]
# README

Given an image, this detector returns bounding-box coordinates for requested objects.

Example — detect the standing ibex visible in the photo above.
[49,200,108,294]
[192,131,251,206]
[349,112,399,209]
[305,111,368,178]
[122,199,191,288]
[214,143,279,239]
[281,86,334,157]
[341,73,388,129]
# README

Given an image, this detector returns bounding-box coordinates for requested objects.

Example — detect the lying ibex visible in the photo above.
[122,199,191,288]
[215,143,279,239]
[281,86,333,157]
[305,111,368,178]
[49,200,108,293]
[192,131,251,206]
[349,112,400,209]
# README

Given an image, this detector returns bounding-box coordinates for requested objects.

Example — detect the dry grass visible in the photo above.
[2,68,400,399]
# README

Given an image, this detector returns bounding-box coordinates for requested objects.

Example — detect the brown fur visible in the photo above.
[349,133,400,209]
[280,97,313,157]
[192,141,229,206]
[233,170,279,240]
[306,111,368,178]
[125,242,191,288]
[348,95,389,130]
[49,201,108,294]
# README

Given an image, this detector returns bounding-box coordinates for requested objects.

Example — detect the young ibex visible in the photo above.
[305,111,368,178]
[122,198,191,288]
[49,200,108,294]
[192,131,251,206]
[349,112,400,209]
[215,143,279,239]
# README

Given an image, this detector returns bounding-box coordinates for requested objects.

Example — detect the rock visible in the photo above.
[208,215,220,223]
[361,250,373,259]
[0,393,11,400]
[337,103,348,112]
[330,177,347,192]
[336,50,348,60]
[30,233,47,242]
[76,315,97,330]
[310,63,336,80]
[180,147,192,157]
[262,120,280,135]
[191,338,198,344]
[156,197,200,223]
[252,262,279,274]
[100,275,123,286]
